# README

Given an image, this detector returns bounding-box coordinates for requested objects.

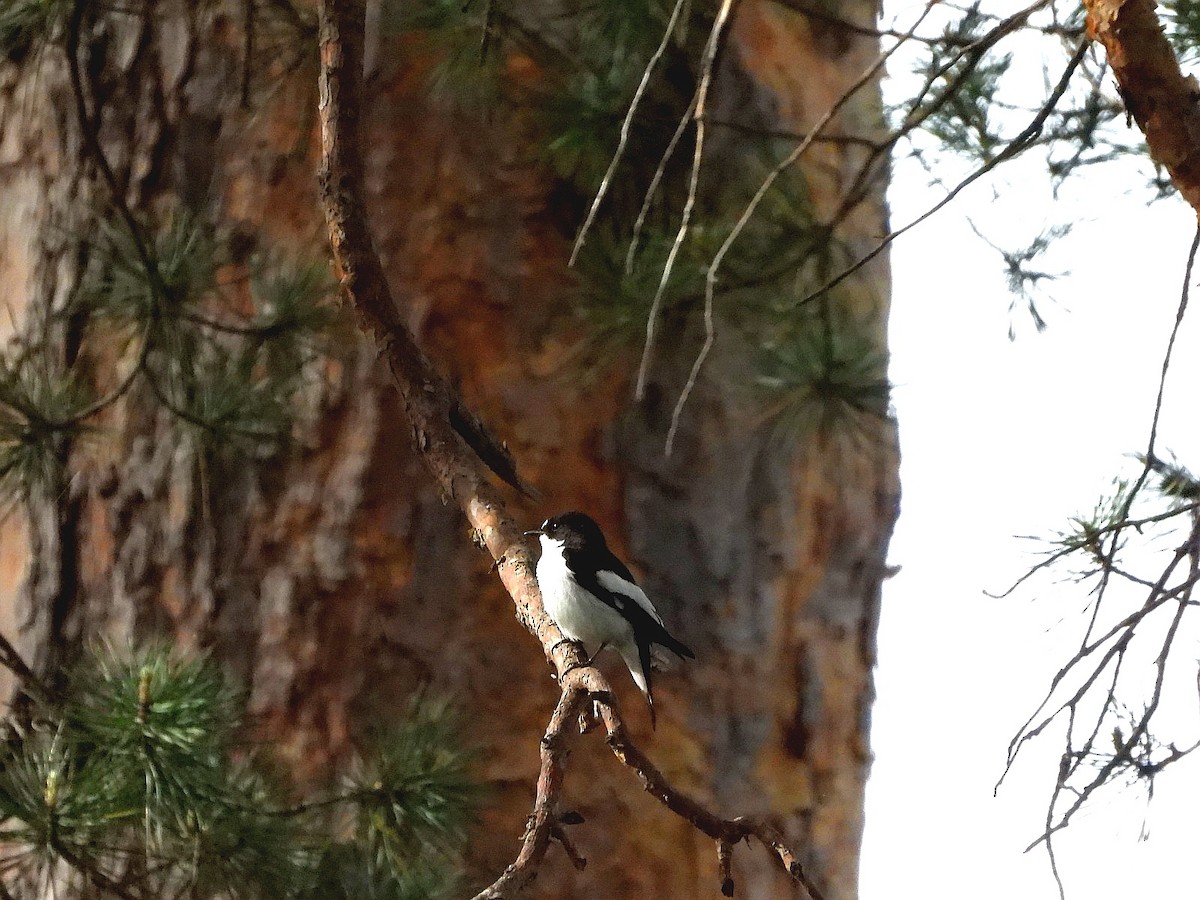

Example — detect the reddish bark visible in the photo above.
[1086,0,1200,216]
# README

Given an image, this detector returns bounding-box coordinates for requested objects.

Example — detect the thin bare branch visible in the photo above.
[600,703,825,899]
[1000,227,1200,893]
[569,0,688,268]
[796,37,1088,308]
[470,683,588,899]
[1146,225,1200,459]
[625,91,698,275]
[827,0,1053,235]
[65,0,169,305]
[0,632,54,707]
[634,0,736,401]
[662,0,937,454]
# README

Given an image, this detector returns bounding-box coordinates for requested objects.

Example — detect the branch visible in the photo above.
[1084,0,1200,216]
[599,704,826,900]
[469,683,588,899]
[52,839,143,900]
[997,228,1200,900]
[795,36,1088,308]
[315,2,821,895]
[66,0,169,306]
[662,0,938,455]
[315,0,530,500]
[634,0,736,401]
[568,0,689,268]
[0,631,54,707]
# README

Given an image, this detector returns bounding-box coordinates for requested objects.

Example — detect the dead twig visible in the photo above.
[662,0,937,455]
[634,0,736,401]
[998,226,1200,900]
[569,0,689,268]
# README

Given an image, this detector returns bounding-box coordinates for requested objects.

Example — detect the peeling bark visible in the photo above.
[1086,0,1200,216]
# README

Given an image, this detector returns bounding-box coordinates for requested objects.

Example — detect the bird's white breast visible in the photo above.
[536,536,634,656]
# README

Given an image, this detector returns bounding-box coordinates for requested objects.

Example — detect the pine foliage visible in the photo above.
[0,647,477,899]
[0,207,338,504]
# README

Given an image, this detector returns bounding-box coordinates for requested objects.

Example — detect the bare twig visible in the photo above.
[795,37,1089,308]
[599,702,826,899]
[634,0,736,401]
[999,227,1200,899]
[470,682,590,899]
[717,839,734,897]
[826,0,1052,238]
[66,0,169,305]
[1145,226,1200,461]
[0,632,54,706]
[661,0,937,455]
[550,822,588,872]
[52,839,142,900]
[625,91,698,275]
[569,0,688,268]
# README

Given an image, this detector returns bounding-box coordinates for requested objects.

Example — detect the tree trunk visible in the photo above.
[0,1,896,897]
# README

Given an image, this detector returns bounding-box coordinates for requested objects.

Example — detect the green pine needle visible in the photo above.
[916,6,1012,162]
[350,696,479,878]
[756,311,891,442]
[571,226,706,361]
[0,0,70,62]
[88,213,217,327]
[173,763,311,899]
[1052,479,1136,567]
[0,724,136,896]
[1141,453,1200,503]
[154,343,295,450]
[0,358,91,501]
[305,840,461,900]
[1163,0,1200,60]
[68,646,240,756]
[65,647,241,850]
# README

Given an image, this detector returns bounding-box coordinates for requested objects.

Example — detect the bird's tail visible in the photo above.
[656,631,695,662]
[623,647,657,730]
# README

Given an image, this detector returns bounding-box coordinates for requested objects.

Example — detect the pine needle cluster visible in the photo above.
[0,209,339,505]
[0,646,477,899]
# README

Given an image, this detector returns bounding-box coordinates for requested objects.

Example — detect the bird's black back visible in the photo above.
[546,512,694,662]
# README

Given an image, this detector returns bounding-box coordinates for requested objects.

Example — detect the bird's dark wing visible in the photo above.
[571,541,639,586]
[569,563,695,662]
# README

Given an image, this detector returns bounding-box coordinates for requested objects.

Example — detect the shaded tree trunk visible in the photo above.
[0,1,896,897]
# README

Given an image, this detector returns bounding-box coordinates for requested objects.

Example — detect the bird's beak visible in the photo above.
[524,529,543,537]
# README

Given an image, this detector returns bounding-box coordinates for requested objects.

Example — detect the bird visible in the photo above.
[526,511,694,727]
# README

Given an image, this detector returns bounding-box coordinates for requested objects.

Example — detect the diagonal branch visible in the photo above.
[315,3,531,500]
[469,682,589,899]
[1084,0,1200,216]
[599,705,826,900]
[317,1,569,665]
[316,1,821,896]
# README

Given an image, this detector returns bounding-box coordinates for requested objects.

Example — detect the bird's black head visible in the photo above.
[534,511,607,550]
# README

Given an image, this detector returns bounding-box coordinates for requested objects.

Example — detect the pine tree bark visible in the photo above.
[0,1,895,897]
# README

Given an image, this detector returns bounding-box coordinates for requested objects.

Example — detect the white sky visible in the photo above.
[860,44,1200,899]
